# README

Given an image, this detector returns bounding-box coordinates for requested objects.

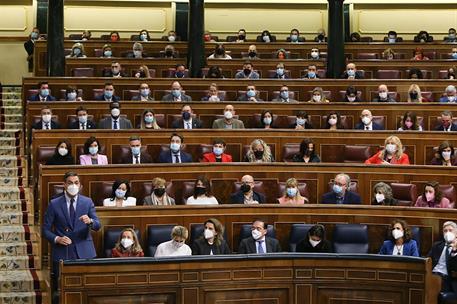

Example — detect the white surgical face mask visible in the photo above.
[328,118,337,126]
[361,116,371,125]
[442,151,452,160]
[375,193,385,203]
[313,95,322,102]
[444,231,456,243]
[379,92,388,99]
[42,114,52,123]
[392,229,404,240]
[121,238,134,249]
[58,148,68,156]
[66,184,79,196]
[204,229,214,240]
[224,111,233,120]
[67,92,77,101]
[251,229,263,240]
[385,144,397,154]
[347,96,356,102]
[115,189,126,199]
[111,108,120,117]
[173,240,184,248]
[309,238,321,247]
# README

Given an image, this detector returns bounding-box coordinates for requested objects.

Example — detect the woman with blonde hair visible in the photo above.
[308,87,330,103]
[66,42,87,58]
[155,225,192,257]
[277,178,309,204]
[382,48,396,60]
[143,177,175,205]
[365,135,410,165]
[135,65,151,78]
[407,84,423,103]
[244,139,274,163]
[111,228,144,257]
[139,109,160,130]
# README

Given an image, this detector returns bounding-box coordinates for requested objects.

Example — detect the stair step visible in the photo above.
[0,270,41,293]
[0,212,33,226]
[0,130,20,138]
[0,291,43,303]
[0,187,21,200]
[0,226,37,242]
[0,156,21,168]
[0,200,22,212]
[0,255,40,271]
[0,241,37,256]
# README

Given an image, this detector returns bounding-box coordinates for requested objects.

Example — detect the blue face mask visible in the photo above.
[140,34,147,41]
[452,53,457,59]
[104,50,112,57]
[280,91,289,100]
[333,184,343,194]
[170,143,180,152]
[287,187,297,197]
[172,89,181,98]
[140,89,150,97]
[31,32,39,39]
[73,48,81,56]
[88,146,98,155]
[131,146,141,156]
[104,90,113,99]
[347,69,356,77]
[276,68,284,76]
[308,71,316,78]
[40,89,49,97]
[246,90,256,98]
[144,116,154,123]
[290,34,298,42]
[213,147,223,156]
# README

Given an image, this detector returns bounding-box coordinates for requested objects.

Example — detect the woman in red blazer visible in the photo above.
[365,135,410,165]
[202,138,233,163]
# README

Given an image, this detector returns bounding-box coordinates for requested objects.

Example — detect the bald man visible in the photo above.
[355,109,384,130]
[212,104,245,129]
[230,175,266,204]
[372,84,397,102]
[341,63,364,79]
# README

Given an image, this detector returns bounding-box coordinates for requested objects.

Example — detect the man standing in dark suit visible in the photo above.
[24,27,42,71]
[321,173,361,204]
[120,135,153,164]
[68,106,96,130]
[171,104,203,129]
[95,83,121,102]
[354,109,384,130]
[238,219,281,254]
[42,171,101,304]
[230,175,265,204]
[29,81,56,101]
[428,221,457,294]
[98,102,132,129]
[32,106,60,130]
[435,111,457,131]
[158,133,193,163]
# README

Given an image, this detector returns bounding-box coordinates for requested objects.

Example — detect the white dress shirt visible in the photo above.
[186,196,219,205]
[154,240,192,257]
[433,245,451,276]
[102,197,136,207]
[256,236,267,253]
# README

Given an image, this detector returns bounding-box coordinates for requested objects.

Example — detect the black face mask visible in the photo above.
[182,112,191,121]
[238,34,245,40]
[244,68,251,75]
[241,184,251,193]
[448,73,456,79]
[248,51,256,58]
[215,48,225,55]
[254,150,264,159]
[154,188,166,197]
[409,92,418,99]
[194,187,206,196]
[318,34,325,40]
[165,50,173,57]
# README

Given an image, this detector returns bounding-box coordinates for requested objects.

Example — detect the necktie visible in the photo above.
[186,122,191,129]
[174,154,180,163]
[69,198,76,225]
[135,155,139,164]
[113,120,118,130]
[81,123,86,130]
[257,240,265,253]
[365,126,369,130]
[45,122,49,130]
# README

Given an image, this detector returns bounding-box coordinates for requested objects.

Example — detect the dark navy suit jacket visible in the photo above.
[355,122,384,130]
[43,194,101,261]
[158,150,192,163]
[321,191,361,204]
[230,191,266,204]
[29,94,56,101]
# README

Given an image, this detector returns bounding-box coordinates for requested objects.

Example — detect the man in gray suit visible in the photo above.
[98,102,133,129]
[212,104,245,129]
[161,81,192,102]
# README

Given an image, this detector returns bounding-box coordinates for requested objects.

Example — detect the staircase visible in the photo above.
[0,86,47,304]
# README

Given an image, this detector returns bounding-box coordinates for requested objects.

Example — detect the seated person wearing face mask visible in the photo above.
[132,83,154,101]
[355,109,384,130]
[66,42,87,58]
[126,42,147,59]
[201,83,222,101]
[365,135,410,165]
[258,110,275,129]
[309,48,320,60]
[277,178,308,204]
[32,106,60,130]
[46,140,75,165]
[314,29,327,43]
[102,62,126,78]
[69,106,96,130]
[207,44,232,60]
[154,226,192,257]
[191,218,231,255]
[98,102,132,130]
[29,81,56,102]
[171,104,203,129]
[296,224,332,253]
[307,87,329,103]
[372,84,396,102]
[120,136,153,164]
[79,136,108,165]
[372,182,398,206]
[186,176,219,205]
[166,30,178,42]
[103,180,137,207]
[95,83,121,102]
[302,64,320,79]
[445,28,457,43]
[244,139,275,163]
[158,133,193,163]
[343,86,361,103]
[287,28,305,43]
[172,64,187,78]
[161,81,192,102]
[230,175,265,204]
[202,138,232,163]
[290,111,313,130]
[384,30,400,43]
[235,62,260,80]
[143,177,175,206]
[272,85,297,102]
[440,85,457,103]
[431,141,457,166]
[321,173,361,205]
[212,105,245,129]
[341,63,364,79]
[238,219,281,254]
[112,228,144,257]
[378,219,419,257]
[270,63,288,80]
[65,86,83,102]
[237,85,263,102]
[292,138,320,163]
[414,181,452,208]
[163,45,177,58]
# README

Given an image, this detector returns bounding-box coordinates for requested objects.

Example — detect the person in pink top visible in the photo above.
[79,136,108,165]
[277,178,309,204]
[414,181,451,208]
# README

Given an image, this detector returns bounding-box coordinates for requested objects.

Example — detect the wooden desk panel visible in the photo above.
[60,255,440,304]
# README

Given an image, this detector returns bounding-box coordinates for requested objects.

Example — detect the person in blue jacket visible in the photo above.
[379,219,419,257]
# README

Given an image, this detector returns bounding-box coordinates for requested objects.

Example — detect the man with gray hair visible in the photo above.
[440,85,456,103]
[435,111,457,131]
[320,173,361,204]
[428,221,457,293]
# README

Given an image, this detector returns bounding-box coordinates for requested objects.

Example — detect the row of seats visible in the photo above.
[49,177,457,208]
[103,223,421,257]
